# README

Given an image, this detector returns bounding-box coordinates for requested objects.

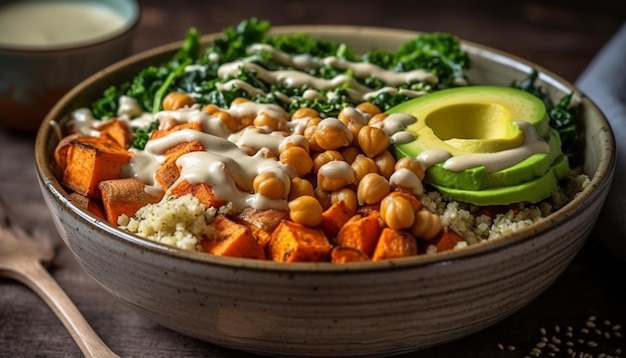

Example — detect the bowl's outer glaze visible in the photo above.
[35,26,615,357]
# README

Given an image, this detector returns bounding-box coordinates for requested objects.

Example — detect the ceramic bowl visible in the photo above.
[34,26,615,357]
[0,0,140,133]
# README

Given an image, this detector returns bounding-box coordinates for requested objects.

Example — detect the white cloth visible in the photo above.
[576,22,626,259]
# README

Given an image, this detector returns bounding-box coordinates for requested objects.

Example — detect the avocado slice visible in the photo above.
[388,85,569,205]
[432,154,570,206]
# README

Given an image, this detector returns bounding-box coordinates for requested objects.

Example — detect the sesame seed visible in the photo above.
[555,325,561,333]
[595,328,603,335]
[566,341,574,347]
[587,340,598,347]
[536,341,546,348]
[540,327,547,335]
[589,315,597,321]
[577,338,585,344]
[566,331,574,338]
[552,336,562,344]
[507,345,516,351]
[497,343,504,350]
[547,343,560,352]
[586,320,597,329]
[581,328,590,334]
[612,324,621,331]
[614,331,622,338]
[603,331,611,339]
[604,320,611,326]
[541,336,549,342]
[567,326,574,332]
[616,348,622,355]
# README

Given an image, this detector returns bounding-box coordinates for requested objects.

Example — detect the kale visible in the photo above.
[393,33,470,88]
[513,70,583,167]
[131,119,160,150]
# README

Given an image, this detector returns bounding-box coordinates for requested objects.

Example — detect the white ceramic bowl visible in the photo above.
[35,26,615,357]
[0,0,140,133]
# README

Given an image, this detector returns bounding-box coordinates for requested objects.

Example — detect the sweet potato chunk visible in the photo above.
[68,192,107,221]
[268,220,332,263]
[234,207,289,233]
[150,121,204,140]
[320,200,355,239]
[420,227,464,253]
[96,118,132,148]
[168,179,227,209]
[371,228,418,261]
[330,246,370,263]
[335,211,382,257]
[99,178,163,225]
[59,135,132,198]
[155,140,205,189]
[201,215,265,259]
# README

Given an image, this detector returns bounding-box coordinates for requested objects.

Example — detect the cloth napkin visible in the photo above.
[576,21,626,259]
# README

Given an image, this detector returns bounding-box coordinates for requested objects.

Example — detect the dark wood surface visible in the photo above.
[1,1,625,357]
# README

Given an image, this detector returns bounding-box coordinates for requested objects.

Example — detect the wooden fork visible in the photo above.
[0,192,120,358]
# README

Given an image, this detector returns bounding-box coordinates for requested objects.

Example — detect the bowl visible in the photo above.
[34,25,615,357]
[0,0,140,133]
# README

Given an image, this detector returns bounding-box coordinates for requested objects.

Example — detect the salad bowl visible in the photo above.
[34,24,615,357]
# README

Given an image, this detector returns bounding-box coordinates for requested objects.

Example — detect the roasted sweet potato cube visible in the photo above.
[155,140,205,189]
[99,178,163,225]
[60,135,132,198]
[234,207,289,233]
[201,215,265,259]
[330,246,370,263]
[150,121,204,140]
[320,200,355,239]
[168,179,227,209]
[68,192,107,221]
[96,118,132,148]
[335,211,382,257]
[268,220,332,263]
[420,227,464,254]
[372,228,418,261]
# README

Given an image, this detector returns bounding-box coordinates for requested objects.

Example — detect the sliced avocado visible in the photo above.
[432,154,570,206]
[391,86,550,158]
[419,128,563,191]
[388,85,569,206]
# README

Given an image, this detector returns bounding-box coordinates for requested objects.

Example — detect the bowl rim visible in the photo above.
[0,0,141,54]
[35,24,617,274]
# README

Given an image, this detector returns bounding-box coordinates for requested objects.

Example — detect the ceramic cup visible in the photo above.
[0,0,140,133]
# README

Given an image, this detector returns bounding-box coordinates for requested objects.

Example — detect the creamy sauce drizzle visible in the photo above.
[418,121,549,173]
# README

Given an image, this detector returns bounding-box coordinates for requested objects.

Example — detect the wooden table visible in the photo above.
[2,1,625,357]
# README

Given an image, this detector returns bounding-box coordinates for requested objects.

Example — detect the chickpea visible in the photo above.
[314,185,332,210]
[357,173,391,205]
[340,146,361,164]
[357,125,390,157]
[379,193,416,230]
[389,168,424,197]
[291,107,319,120]
[303,124,324,153]
[314,117,353,150]
[288,195,323,227]
[289,177,315,201]
[374,150,396,179]
[330,188,358,213]
[280,146,313,176]
[231,97,250,105]
[351,154,378,184]
[317,160,355,191]
[368,113,389,126]
[312,150,343,174]
[278,134,310,154]
[162,91,195,111]
[338,106,368,126]
[203,104,221,114]
[254,111,288,132]
[213,110,238,132]
[410,209,442,240]
[394,157,425,181]
[253,170,288,200]
[356,102,382,117]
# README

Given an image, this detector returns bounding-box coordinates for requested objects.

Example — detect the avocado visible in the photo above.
[388,85,569,205]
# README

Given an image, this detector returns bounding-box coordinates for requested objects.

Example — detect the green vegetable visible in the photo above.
[513,70,582,166]
[131,119,159,150]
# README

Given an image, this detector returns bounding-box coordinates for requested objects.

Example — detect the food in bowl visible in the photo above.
[51,19,589,262]
[36,22,614,357]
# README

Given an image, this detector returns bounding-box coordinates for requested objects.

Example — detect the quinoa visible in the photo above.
[419,170,590,250]
[118,194,221,251]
